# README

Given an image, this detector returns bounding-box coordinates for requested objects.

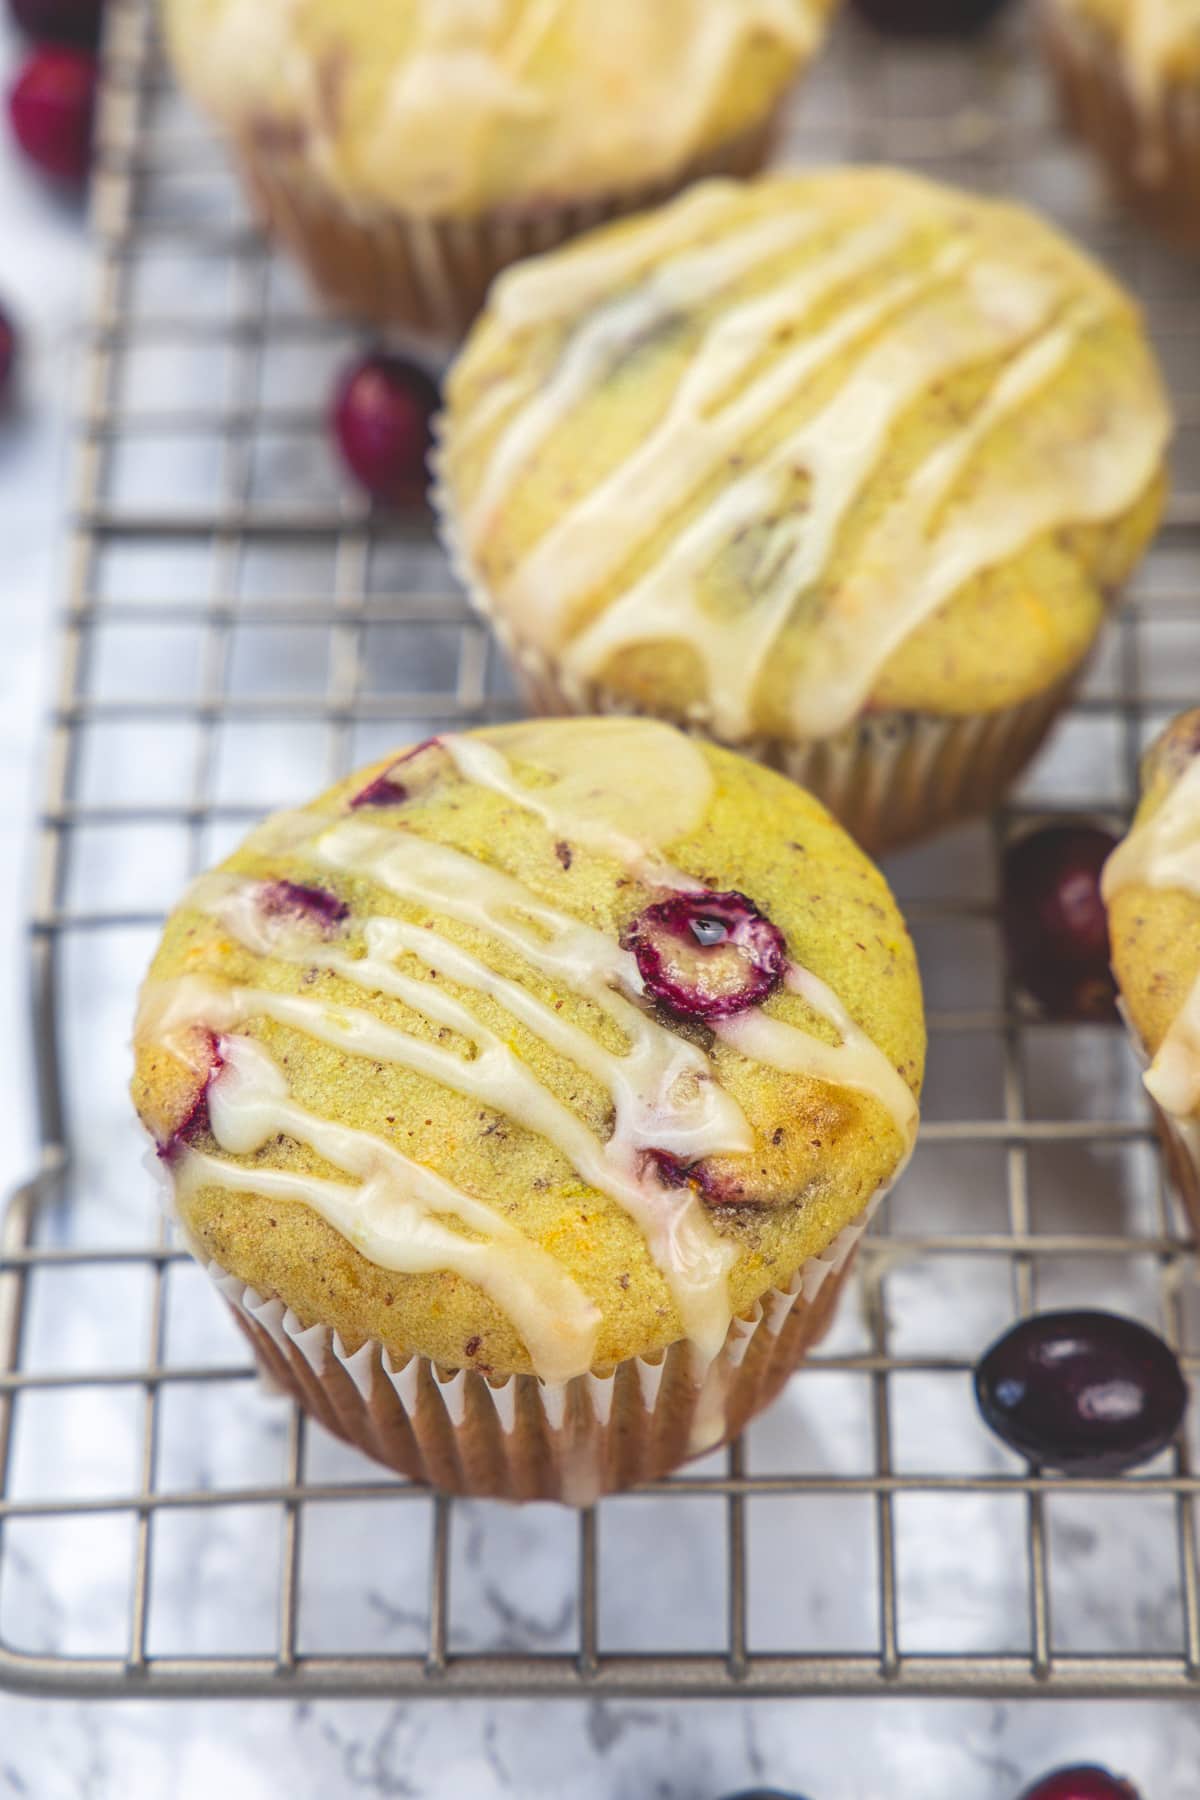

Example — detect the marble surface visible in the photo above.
[2,9,1200,1798]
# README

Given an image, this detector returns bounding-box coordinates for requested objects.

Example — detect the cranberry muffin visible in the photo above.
[133,718,923,1501]
[437,168,1170,852]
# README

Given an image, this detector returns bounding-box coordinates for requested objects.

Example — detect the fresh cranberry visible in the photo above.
[10,0,104,47]
[332,352,438,507]
[349,738,445,809]
[1018,1768,1140,1800]
[623,890,786,1020]
[975,1310,1188,1476]
[259,880,348,933]
[0,307,17,403]
[1001,825,1119,1021]
[8,46,96,183]
[852,0,1010,32]
[157,1033,223,1162]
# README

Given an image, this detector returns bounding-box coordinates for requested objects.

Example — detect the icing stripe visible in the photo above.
[181,1034,601,1383]
[143,724,918,1368]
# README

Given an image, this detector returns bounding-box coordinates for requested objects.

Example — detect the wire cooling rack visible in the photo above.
[1,0,1199,1703]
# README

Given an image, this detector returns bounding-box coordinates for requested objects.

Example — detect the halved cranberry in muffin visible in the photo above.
[258,879,349,933]
[623,890,786,1020]
[157,1029,223,1162]
[349,737,447,810]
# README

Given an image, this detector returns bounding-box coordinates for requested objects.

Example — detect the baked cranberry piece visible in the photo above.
[259,880,348,933]
[10,0,104,47]
[624,890,786,1020]
[157,1031,223,1162]
[975,1310,1188,1476]
[1002,825,1119,1022]
[349,737,446,809]
[8,45,96,183]
[1019,1768,1140,1800]
[852,0,1010,33]
[332,351,438,507]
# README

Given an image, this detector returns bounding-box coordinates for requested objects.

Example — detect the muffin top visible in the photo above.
[132,719,923,1382]
[162,0,833,217]
[1054,0,1200,94]
[1105,710,1200,1123]
[439,168,1170,744]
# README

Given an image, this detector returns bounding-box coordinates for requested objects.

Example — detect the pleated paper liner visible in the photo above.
[231,115,778,339]
[1043,0,1200,253]
[207,1202,872,1507]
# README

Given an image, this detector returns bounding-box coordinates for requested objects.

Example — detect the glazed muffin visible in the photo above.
[161,0,837,337]
[132,718,923,1503]
[436,168,1171,854]
[1043,0,1200,250]
[1105,710,1200,1235]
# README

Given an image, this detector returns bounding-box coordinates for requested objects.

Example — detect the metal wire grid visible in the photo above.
[0,0,1199,1702]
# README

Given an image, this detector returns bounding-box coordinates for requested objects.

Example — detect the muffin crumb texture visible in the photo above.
[132,720,924,1383]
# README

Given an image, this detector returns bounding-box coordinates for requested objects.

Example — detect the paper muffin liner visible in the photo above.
[229,115,777,339]
[203,1199,874,1507]
[1042,0,1200,251]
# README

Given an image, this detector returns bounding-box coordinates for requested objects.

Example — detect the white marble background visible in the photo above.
[2,6,1200,1797]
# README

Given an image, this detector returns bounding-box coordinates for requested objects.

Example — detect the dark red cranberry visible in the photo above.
[332,352,438,507]
[852,0,1010,33]
[349,738,445,809]
[1001,825,1119,1021]
[157,1033,223,1162]
[0,307,17,403]
[623,890,786,1020]
[975,1310,1188,1476]
[1019,1768,1140,1800]
[8,46,95,183]
[259,880,348,933]
[10,0,104,47]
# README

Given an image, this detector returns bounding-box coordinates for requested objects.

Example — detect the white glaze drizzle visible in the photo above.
[1103,756,1200,1119]
[179,1033,602,1383]
[454,181,1169,740]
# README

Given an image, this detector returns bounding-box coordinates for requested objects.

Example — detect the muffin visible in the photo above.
[1105,710,1200,1235]
[132,717,923,1503]
[161,0,837,337]
[1042,0,1200,250]
[436,167,1171,855]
